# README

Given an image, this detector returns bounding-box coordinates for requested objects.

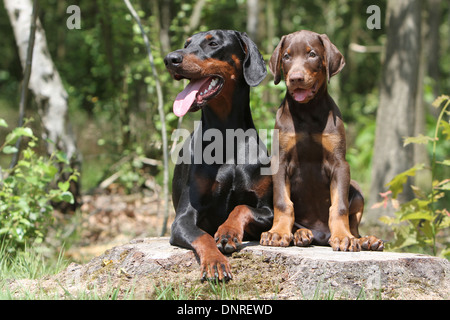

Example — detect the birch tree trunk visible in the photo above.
[4,0,78,164]
[368,0,421,223]
[247,0,259,41]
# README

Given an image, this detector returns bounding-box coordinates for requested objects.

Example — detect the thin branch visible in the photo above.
[186,0,206,33]
[10,0,39,169]
[123,0,170,236]
[349,43,383,54]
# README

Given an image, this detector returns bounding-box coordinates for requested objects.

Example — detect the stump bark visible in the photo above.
[8,237,449,300]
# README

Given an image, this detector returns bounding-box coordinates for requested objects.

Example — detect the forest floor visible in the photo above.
[64,183,175,264]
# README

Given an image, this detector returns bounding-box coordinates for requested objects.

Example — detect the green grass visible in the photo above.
[153,279,247,300]
[0,244,137,300]
[0,243,66,299]
[0,242,68,280]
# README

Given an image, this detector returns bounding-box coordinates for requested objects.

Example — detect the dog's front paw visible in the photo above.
[200,251,233,282]
[214,225,242,254]
[293,228,314,247]
[329,235,361,252]
[360,236,384,251]
[260,229,293,247]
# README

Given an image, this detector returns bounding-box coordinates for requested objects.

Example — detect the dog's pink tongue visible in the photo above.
[173,78,209,117]
[293,89,311,102]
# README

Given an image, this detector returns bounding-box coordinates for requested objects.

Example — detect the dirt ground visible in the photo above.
[65,187,176,263]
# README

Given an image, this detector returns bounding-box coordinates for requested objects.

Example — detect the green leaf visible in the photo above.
[5,127,34,144]
[17,160,30,168]
[403,134,436,147]
[60,191,74,204]
[2,146,18,154]
[44,164,58,178]
[386,163,425,198]
[13,127,33,138]
[436,160,450,166]
[25,175,39,185]
[58,181,70,192]
[439,213,450,228]
[432,95,450,108]
[379,215,396,225]
[400,211,434,222]
[55,151,69,164]
[0,119,8,128]
[434,179,450,190]
[421,221,435,239]
[440,121,450,140]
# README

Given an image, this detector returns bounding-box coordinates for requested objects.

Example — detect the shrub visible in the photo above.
[376,95,450,258]
[0,118,78,254]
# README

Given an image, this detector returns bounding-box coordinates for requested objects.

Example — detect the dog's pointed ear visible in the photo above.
[235,31,267,87]
[319,34,345,82]
[269,36,286,85]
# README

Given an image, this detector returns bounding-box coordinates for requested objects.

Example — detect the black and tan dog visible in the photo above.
[260,30,383,252]
[164,30,273,281]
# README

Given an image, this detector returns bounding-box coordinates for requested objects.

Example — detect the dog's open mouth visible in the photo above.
[173,76,224,117]
[291,82,319,103]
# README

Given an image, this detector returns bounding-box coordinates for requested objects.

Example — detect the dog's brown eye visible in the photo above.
[209,42,218,47]
[309,51,317,58]
[283,53,290,60]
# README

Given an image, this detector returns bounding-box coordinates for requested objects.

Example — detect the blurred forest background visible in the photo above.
[0,0,449,260]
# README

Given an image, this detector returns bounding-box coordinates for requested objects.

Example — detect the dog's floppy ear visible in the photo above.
[235,31,267,87]
[319,34,345,82]
[269,36,286,85]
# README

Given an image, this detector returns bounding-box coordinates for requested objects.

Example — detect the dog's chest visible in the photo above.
[279,121,335,190]
[194,164,259,209]
[281,129,337,162]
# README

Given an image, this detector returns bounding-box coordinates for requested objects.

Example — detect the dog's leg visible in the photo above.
[348,180,364,238]
[348,181,384,251]
[215,205,272,253]
[328,161,361,252]
[260,157,294,247]
[171,197,232,281]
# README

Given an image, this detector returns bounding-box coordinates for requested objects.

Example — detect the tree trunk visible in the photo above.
[413,2,431,194]
[247,0,259,41]
[426,0,441,98]
[156,0,172,55]
[187,0,206,35]
[4,0,81,209]
[5,0,78,159]
[368,0,422,223]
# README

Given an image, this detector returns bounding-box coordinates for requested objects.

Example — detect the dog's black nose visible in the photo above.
[164,52,183,67]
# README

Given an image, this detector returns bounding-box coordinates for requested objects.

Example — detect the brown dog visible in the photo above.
[260,30,383,251]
